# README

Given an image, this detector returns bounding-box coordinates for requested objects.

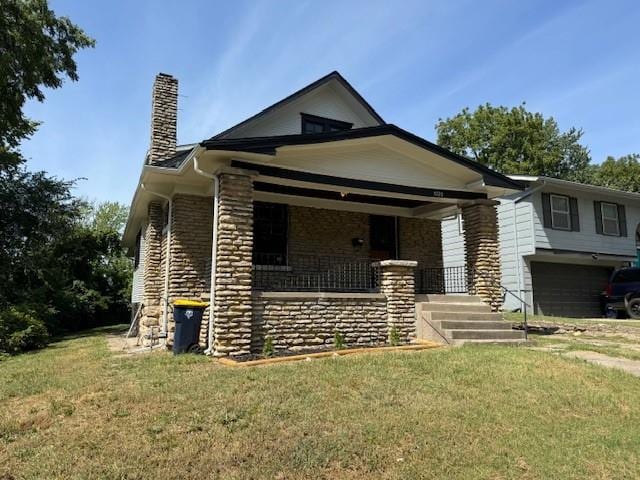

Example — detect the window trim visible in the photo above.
[300,113,353,134]
[600,201,620,236]
[549,194,571,231]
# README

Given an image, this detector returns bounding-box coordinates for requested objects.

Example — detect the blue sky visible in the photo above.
[21,0,640,205]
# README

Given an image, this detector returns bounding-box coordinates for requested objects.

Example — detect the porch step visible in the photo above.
[420,302,492,313]
[428,311,503,322]
[415,295,526,346]
[445,329,524,341]
[435,320,511,330]
[415,294,483,304]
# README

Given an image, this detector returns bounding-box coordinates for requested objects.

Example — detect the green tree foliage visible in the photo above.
[436,103,591,180]
[0,0,95,170]
[588,154,640,193]
[0,193,132,353]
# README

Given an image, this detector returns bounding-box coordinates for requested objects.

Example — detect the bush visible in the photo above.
[333,331,345,350]
[388,327,400,346]
[0,306,50,354]
[262,337,274,357]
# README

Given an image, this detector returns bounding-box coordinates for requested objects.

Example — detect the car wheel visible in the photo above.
[626,298,640,319]
[187,344,203,354]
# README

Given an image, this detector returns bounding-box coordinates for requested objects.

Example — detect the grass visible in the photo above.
[1,329,640,479]
[504,311,640,328]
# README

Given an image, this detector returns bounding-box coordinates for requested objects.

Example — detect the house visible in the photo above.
[443,175,640,318]
[122,71,525,356]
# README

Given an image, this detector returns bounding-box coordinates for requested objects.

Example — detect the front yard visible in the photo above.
[1,326,640,479]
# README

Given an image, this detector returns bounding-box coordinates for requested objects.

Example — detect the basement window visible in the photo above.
[301,113,353,134]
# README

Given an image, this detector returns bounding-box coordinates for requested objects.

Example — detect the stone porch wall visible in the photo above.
[251,293,388,353]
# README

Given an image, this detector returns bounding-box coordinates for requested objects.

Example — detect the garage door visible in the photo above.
[531,262,613,318]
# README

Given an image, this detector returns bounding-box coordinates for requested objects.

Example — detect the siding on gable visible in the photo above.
[531,187,640,256]
[226,84,377,138]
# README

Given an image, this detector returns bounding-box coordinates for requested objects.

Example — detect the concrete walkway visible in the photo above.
[563,350,640,377]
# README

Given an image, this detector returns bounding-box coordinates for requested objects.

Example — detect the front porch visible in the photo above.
[133,127,518,357]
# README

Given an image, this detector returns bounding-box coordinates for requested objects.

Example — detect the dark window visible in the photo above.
[253,202,288,265]
[301,113,353,134]
[369,215,397,260]
[134,230,142,269]
[612,268,640,283]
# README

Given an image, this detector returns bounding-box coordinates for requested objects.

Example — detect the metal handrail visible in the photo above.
[470,266,531,340]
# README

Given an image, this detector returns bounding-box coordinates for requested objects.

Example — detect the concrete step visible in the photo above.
[445,329,525,340]
[451,338,527,345]
[435,320,513,330]
[420,302,492,313]
[427,311,503,322]
[415,294,483,304]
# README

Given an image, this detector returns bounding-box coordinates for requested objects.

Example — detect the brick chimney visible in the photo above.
[148,73,178,164]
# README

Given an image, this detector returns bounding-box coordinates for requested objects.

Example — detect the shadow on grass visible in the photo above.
[49,323,129,344]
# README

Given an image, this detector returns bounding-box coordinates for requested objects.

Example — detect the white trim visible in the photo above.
[509,175,640,202]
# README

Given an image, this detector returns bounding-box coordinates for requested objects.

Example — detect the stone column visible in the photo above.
[141,201,164,336]
[461,200,502,311]
[379,260,418,343]
[212,171,254,357]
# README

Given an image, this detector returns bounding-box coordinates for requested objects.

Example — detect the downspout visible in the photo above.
[193,156,219,355]
[140,184,172,337]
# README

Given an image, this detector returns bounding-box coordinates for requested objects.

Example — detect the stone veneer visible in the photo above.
[212,171,255,356]
[462,200,502,311]
[148,73,178,164]
[166,194,213,346]
[251,292,388,352]
[379,260,418,342]
[140,202,164,337]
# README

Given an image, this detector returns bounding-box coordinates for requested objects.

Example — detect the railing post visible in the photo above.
[523,298,528,341]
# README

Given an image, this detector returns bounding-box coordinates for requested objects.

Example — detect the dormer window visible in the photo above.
[301,113,352,134]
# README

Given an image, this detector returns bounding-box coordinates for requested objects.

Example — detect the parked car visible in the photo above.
[602,267,640,318]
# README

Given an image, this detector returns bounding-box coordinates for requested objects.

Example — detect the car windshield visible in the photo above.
[612,269,640,283]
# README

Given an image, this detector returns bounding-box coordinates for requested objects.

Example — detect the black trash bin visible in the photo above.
[172,299,208,354]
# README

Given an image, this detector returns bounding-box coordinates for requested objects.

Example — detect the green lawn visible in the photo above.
[1,327,640,479]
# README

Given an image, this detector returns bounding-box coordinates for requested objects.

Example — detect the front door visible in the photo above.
[369,215,397,260]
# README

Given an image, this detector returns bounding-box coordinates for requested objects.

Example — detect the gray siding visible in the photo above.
[531,187,640,256]
[130,223,146,304]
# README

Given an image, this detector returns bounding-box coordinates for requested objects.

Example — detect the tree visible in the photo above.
[436,103,591,180]
[589,154,640,193]
[0,0,95,169]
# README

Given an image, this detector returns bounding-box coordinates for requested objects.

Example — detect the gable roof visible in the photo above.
[200,124,523,190]
[211,71,385,139]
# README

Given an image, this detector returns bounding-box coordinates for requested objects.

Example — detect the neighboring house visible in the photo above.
[123,71,524,356]
[443,176,640,318]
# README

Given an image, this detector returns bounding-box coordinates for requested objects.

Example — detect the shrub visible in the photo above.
[388,327,401,346]
[262,336,274,357]
[333,331,345,350]
[0,306,50,354]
